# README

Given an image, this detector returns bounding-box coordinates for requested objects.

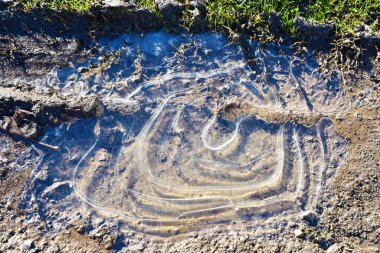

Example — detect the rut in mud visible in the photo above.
[13,32,350,239]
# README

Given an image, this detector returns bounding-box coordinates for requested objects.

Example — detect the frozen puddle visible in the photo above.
[22,32,348,236]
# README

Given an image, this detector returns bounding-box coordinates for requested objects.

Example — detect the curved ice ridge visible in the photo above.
[27,32,348,236]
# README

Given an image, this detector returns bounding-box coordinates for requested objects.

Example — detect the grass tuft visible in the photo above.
[204,0,380,37]
[22,0,94,12]
[305,0,380,35]
[135,0,162,16]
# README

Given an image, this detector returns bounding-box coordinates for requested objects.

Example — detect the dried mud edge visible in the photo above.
[1,3,379,87]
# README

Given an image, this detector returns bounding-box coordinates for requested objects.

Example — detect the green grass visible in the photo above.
[136,0,166,18]
[204,0,380,36]
[18,0,380,37]
[205,0,301,34]
[305,0,380,34]
[22,0,94,12]
[135,0,155,9]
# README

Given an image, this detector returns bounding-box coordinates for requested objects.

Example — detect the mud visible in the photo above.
[1,0,378,83]
[0,3,379,253]
[0,86,102,142]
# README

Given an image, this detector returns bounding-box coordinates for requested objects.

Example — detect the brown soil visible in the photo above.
[0,6,378,250]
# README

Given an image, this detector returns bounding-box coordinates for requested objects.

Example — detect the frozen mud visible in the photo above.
[15,32,350,240]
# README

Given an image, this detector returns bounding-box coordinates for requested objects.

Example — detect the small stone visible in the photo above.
[129,242,145,251]
[302,211,318,226]
[155,0,184,20]
[294,229,304,238]
[103,0,129,7]
[76,224,86,234]
[335,114,344,121]
[46,245,60,253]
[18,226,27,234]
[22,239,35,251]
[326,243,343,253]
[0,157,8,164]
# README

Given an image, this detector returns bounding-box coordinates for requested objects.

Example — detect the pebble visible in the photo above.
[335,114,344,121]
[76,224,86,234]
[294,229,304,238]
[21,239,35,251]
[326,243,343,253]
[129,242,145,251]
[46,245,60,253]
[302,211,318,226]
